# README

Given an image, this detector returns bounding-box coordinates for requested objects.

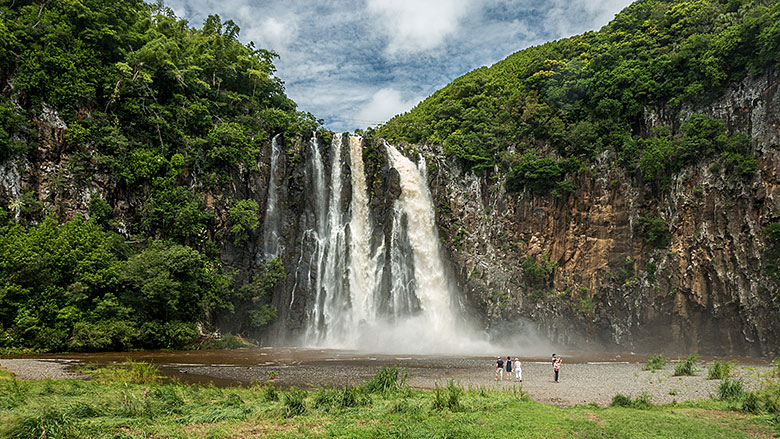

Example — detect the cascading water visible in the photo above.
[384,143,458,337]
[289,135,328,309]
[346,136,385,336]
[292,134,486,353]
[302,134,349,344]
[262,134,283,259]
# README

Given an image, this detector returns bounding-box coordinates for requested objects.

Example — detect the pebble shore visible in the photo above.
[1,355,770,407]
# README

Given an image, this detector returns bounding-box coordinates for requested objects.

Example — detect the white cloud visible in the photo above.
[366,0,471,57]
[169,0,636,132]
[542,0,634,36]
[243,16,299,53]
[355,88,423,127]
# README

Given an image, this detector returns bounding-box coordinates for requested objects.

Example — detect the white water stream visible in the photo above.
[262,134,283,259]
[285,134,489,353]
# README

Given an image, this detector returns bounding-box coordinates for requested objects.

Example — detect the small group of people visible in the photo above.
[494,356,522,381]
[494,353,563,383]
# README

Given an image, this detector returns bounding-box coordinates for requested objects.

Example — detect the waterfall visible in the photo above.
[302,134,349,344]
[294,135,481,353]
[290,135,328,309]
[385,143,457,337]
[262,134,283,259]
[346,136,384,334]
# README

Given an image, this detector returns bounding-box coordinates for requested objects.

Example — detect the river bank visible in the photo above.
[1,348,773,407]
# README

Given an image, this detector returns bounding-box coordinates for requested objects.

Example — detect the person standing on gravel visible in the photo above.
[505,356,513,380]
[554,356,562,383]
[514,358,522,382]
[551,353,557,382]
[496,357,504,381]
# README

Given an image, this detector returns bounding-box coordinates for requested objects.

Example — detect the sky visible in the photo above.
[166,0,635,133]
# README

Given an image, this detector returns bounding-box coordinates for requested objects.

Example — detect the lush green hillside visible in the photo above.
[0,0,310,351]
[377,0,780,192]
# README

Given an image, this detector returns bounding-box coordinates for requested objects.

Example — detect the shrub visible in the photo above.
[228,199,259,246]
[708,360,733,380]
[205,334,248,350]
[718,378,746,401]
[673,354,698,376]
[633,392,654,409]
[87,195,113,226]
[637,215,670,249]
[721,151,758,178]
[643,354,667,371]
[163,321,199,349]
[283,387,308,417]
[68,320,138,352]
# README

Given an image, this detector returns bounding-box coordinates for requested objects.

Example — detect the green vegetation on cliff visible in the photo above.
[0,0,307,351]
[0,212,283,351]
[377,0,779,190]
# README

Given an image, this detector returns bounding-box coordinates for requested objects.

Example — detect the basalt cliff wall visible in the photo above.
[422,68,780,356]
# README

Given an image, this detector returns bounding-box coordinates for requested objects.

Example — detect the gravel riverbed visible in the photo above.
[1,351,771,407]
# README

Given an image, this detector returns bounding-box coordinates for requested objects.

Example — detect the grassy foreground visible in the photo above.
[0,363,777,439]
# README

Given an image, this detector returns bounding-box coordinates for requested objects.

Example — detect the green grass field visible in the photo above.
[0,363,777,439]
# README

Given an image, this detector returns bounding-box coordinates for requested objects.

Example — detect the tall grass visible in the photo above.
[432,380,464,412]
[314,385,370,410]
[643,354,668,371]
[707,360,733,380]
[90,360,160,384]
[282,387,308,417]
[717,378,745,401]
[262,383,279,402]
[610,392,653,409]
[673,354,698,376]
[0,361,777,438]
[1,406,76,439]
[363,364,408,394]
[0,376,28,409]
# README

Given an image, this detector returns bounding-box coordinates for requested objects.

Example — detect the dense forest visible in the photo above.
[0,0,314,351]
[377,0,779,192]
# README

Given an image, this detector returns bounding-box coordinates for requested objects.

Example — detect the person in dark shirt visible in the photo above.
[495,357,504,381]
[505,356,513,381]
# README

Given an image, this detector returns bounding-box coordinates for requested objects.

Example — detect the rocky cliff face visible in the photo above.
[424,69,780,356]
[2,70,778,356]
